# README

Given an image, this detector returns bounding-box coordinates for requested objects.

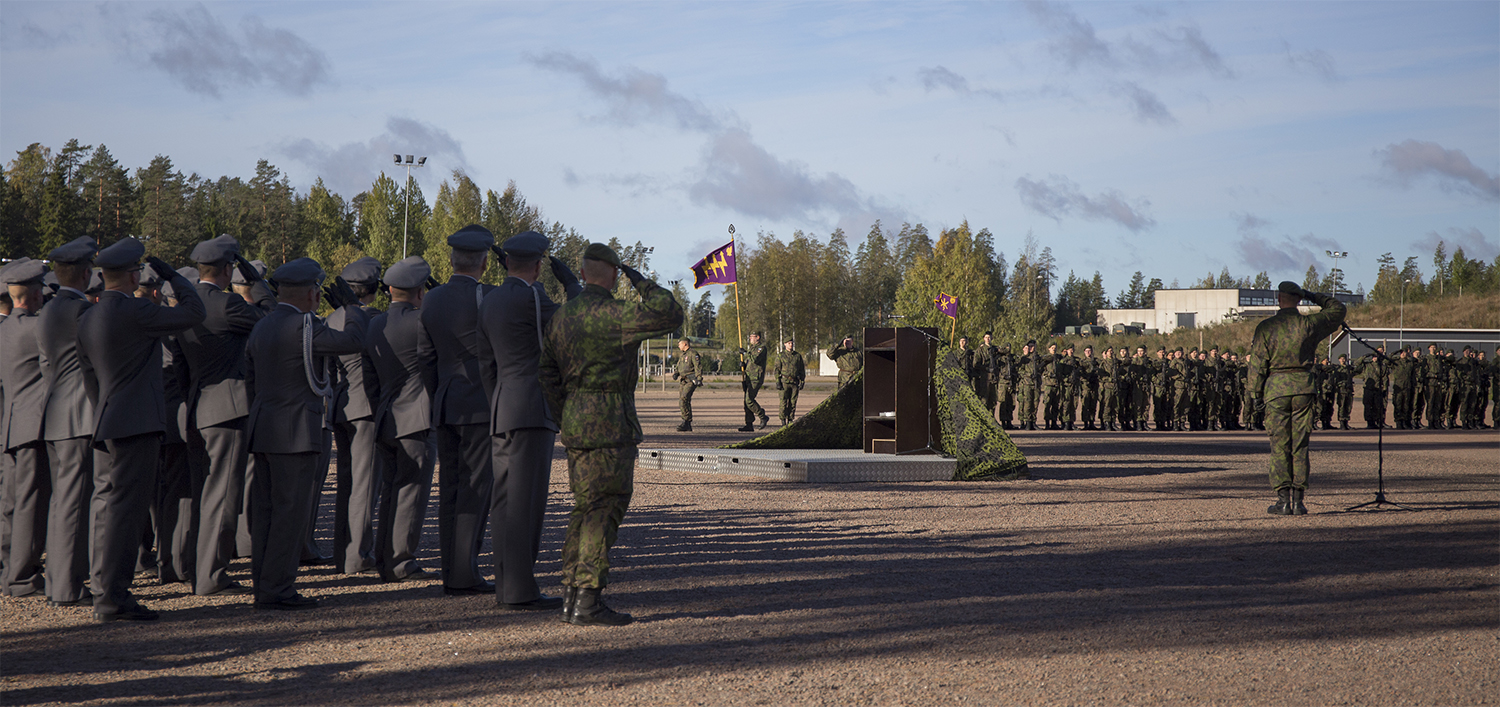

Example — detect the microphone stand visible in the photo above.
[1339,323,1415,512]
[897,326,944,456]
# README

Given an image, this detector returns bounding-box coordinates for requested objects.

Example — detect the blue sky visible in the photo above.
[3,1,1497,298]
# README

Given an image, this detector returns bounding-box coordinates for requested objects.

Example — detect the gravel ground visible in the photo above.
[3,377,1497,706]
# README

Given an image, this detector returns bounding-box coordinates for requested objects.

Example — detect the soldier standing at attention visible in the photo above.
[78,240,205,621]
[1040,342,1061,430]
[244,259,368,609]
[673,339,702,432]
[1130,346,1152,432]
[1078,345,1100,431]
[1152,347,1173,431]
[1390,348,1416,429]
[956,336,974,392]
[1172,348,1195,432]
[1097,346,1119,431]
[477,232,581,610]
[363,257,440,582]
[37,237,98,607]
[829,335,862,390]
[329,257,384,576]
[421,225,500,596]
[1060,343,1080,431]
[737,332,771,432]
[994,344,1016,428]
[2,259,54,599]
[775,339,806,426]
[1247,282,1346,516]
[1015,340,1041,431]
[539,243,683,626]
[1331,354,1354,430]
[1357,347,1390,429]
[974,333,999,415]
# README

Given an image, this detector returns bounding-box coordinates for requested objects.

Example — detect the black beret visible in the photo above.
[582,242,622,268]
[1,257,49,285]
[96,237,146,270]
[446,224,495,252]
[271,257,325,286]
[1025,339,1036,346]
[191,234,241,264]
[85,269,104,294]
[502,231,550,260]
[382,256,432,289]
[48,236,98,264]
[1277,281,1302,296]
[341,256,382,285]
[231,259,266,285]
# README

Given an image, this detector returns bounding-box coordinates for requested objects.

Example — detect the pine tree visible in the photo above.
[893,221,1002,341]
[77,144,134,246]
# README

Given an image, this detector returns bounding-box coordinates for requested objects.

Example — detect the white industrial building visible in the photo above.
[1096,288,1365,334]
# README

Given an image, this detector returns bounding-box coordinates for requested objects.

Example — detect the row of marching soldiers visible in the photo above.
[1,226,677,624]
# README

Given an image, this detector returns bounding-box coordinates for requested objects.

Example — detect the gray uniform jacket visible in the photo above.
[76,284,206,445]
[364,301,435,440]
[1,307,47,451]
[245,304,369,455]
[177,280,276,429]
[162,338,191,445]
[478,276,581,436]
[419,275,495,427]
[329,304,379,423]
[38,289,96,440]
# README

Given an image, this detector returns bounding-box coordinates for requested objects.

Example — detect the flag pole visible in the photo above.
[950,300,957,347]
[730,225,744,368]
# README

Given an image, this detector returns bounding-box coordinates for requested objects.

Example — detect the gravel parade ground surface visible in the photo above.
[3,378,1497,706]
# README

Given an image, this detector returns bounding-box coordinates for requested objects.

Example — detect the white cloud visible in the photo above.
[279,118,468,199]
[1376,139,1500,201]
[1015,175,1156,231]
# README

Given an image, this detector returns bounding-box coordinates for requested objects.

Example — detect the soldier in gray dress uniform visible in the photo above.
[77,238,206,621]
[244,258,368,610]
[37,237,99,605]
[152,273,197,585]
[0,278,11,584]
[330,257,383,575]
[178,234,276,596]
[364,257,439,582]
[419,225,499,595]
[478,231,581,610]
[1,258,52,598]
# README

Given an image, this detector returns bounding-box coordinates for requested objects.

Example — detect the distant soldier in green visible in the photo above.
[1152,347,1173,431]
[1015,340,1041,431]
[1444,348,1464,428]
[955,336,974,392]
[829,334,862,390]
[672,339,703,432]
[736,332,771,432]
[1247,281,1346,516]
[1129,345,1151,432]
[1098,346,1119,431]
[1476,349,1492,428]
[994,344,1016,429]
[1078,345,1100,431]
[538,243,684,626]
[1390,348,1417,429]
[1172,348,1195,432]
[1330,354,1354,430]
[1115,347,1134,430]
[1202,347,1223,431]
[1314,357,1335,429]
[974,333,1000,414]
[1356,347,1390,429]
[1060,343,1079,431]
[1422,344,1447,429]
[774,338,806,426]
[1222,351,1242,430]
[1041,342,1062,430]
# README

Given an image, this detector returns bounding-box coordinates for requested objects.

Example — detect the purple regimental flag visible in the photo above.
[691,240,737,288]
[934,292,959,319]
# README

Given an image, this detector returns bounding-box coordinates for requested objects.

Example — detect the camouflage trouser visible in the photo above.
[1132,385,1150,428]
[1062,387,1077,425]
[779,384,801,423]
[1320,390,1336,426]
[1202,388,1220,426]
[679,382,698,422]
[1153,389,1171,429]
[561,446,635,590]
[1017,384,1039,426]
[1425,382,1446,428]
[1099,386,1117,426]
[1336,388,1353,422]
[1392,385,1412,426]
[1042,384,1060,424]
[1265,394,1314,491]
[1363,386,1387,427]
[1173,386,1193,430]
[996,382,1014,426]
[1080,389,1098,426]
[838,370,858,389]
[743,377,767,426]
[1117,383,1134,426]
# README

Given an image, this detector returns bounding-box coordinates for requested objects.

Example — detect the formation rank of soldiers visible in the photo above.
[950,333,1496,433]
[0,226,682,625]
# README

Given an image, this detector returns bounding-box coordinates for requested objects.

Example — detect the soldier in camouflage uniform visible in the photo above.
[1202,348,1223,431]
[1238,352,1256,431]
[1130,346,1151,432]
[672,339,702,432]
[1098,346,1119,431]
[1477,350,1492,428]
[1356,348,1390,429]
[1015,340,1041,431]
[956,336,974,392]
[1331,354,1354,430]
[829,335,862,390]
[1152,347,1172,431]
[1060,343,1079,431]
[1391,348,1417,429]
[1041,343,1062,430]
[1172,348,1195,432]
[974,333,1000,415]
[1247,281,1346,516]
[1078,345,1100,431]
[1222,352,1243,430]
[1315,357,1336,430]
[538,243,684,626]
[736,333,771,432]
[1444,349,1463,428]
[994,344,1016,429]
[1115,347,1135,430]
[774,339,806,426]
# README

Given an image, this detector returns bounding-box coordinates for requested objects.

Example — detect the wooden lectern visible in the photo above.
[862,327,941,455]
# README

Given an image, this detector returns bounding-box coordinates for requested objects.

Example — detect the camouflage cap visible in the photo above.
[47,236,98,264]
[582,242,622,268]
[96,237,146,270]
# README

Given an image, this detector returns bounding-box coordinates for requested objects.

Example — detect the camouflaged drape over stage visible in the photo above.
[725,352,1029,481]
[935,345,1029,480]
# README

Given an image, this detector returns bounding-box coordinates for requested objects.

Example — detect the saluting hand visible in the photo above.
[145,256,178,283]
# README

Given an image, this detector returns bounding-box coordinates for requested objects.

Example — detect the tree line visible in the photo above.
[4,138,1496,351]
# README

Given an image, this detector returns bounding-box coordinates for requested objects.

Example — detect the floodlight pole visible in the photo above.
[1399,279,1409,349]
[396,154,427,259]
[1325,249,1348,357]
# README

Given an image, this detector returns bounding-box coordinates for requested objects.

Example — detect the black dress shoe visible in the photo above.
[95,604,160,622]
[396,569,439,582]
[443,581,496,596]
[202,582,252,597]
[500,594,566,611]
[50,594,93,607]
[254,594,318,611]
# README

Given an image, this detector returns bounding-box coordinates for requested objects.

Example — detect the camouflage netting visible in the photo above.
[934,345,1030,480]
[726,371,864,450]
[725,354,1029,481]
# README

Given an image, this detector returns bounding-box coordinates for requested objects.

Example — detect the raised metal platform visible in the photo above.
[640,448,956,483]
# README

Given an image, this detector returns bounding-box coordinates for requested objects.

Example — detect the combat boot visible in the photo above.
[736,424,755,432]
[1267,488,1291,516]
[1066,422,1075,431]
[757,415,769,430]
[1340,421,1351,430]
[1289,488,1308,515]
[676,421,692,432]
[559,586,579,623]
[568,588,633,627]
